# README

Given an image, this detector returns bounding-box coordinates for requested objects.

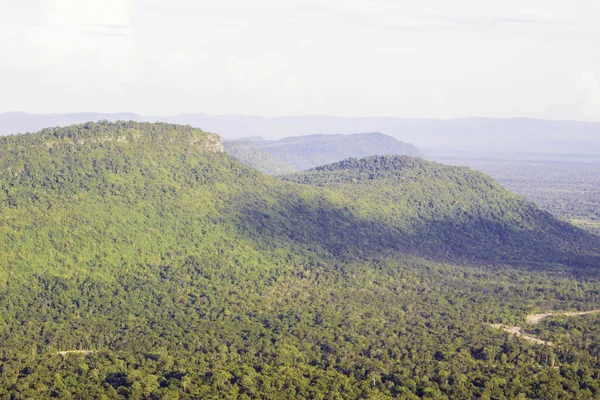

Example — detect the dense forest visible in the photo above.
[1,121,600,399]
[226,132,421,172]
[281,156,600,269]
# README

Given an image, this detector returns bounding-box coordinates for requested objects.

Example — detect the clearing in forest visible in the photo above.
[490,309,600,346]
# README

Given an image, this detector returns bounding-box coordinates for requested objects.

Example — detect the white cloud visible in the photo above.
[575,70,600,117]
[519,7,560,23]
[41,0,133,28]
[1,0,136,92]
[1,0,600,118]
[227,55,290,91]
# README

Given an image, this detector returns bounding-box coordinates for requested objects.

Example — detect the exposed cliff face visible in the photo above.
[43,133,223,152]
[197,134,223,153]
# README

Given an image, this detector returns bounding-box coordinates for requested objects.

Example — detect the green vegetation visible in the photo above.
[570,219,600,236]
[223,140,297,175]
[282,156,600,269]
[231,132,421,172]
[1,122,600,399]
[525,313,600,356]
[431,154,600,236]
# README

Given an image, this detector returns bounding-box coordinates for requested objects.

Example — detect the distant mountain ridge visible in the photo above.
[2,112,599,153]
[223,140,297,175]
[226,132,421,172]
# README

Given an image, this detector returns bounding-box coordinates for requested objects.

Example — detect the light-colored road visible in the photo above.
[57,350,95,357]
[526,310,600,325]
[490,309,600,346]
[490,324,552,346]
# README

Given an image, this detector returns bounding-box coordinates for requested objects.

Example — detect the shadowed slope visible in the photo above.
[280,156,600,269]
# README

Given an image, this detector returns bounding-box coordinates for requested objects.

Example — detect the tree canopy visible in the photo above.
[1,122,599,399]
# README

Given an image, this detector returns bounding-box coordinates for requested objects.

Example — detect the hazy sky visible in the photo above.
[1,0,599,120]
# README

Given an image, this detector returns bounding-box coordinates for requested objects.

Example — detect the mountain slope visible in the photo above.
[1,122,597,288]
[2,122,600,399]
[281,156,600,268]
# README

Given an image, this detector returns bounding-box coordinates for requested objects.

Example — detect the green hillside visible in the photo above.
[1,122,600,399]
[281,156,600,268]
[223,140,297,175]
[239,132,421,171]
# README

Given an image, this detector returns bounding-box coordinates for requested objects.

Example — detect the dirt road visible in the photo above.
[526,310,600,324]
[490,309,600,346]
[490,324,552,346]
[57,350,95,357]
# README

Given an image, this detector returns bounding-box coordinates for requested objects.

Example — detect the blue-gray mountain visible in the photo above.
[225,132,421,172]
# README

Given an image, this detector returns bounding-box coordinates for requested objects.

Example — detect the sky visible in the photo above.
[1,0,599,121]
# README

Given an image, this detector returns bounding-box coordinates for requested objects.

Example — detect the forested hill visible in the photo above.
[2,122,600,398]
[230,132,421,171]
[282,155,600,268]
[1,121,593,271]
